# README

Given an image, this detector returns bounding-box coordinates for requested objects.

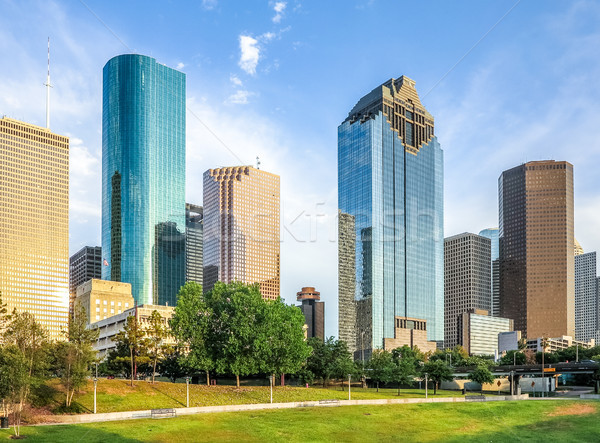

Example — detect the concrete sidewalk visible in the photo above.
[34,394,529,426]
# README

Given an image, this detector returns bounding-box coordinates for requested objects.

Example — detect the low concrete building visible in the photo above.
[92,304,175,359]
[459,309,513,356]
[526,335,595,353]
[383,317,437,354]
[75,279,134,324]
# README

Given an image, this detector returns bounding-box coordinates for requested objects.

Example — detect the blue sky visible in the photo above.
[1,0,600,337]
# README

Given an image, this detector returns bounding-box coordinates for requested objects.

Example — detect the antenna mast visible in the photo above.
[44,37,52,129]
[256,156,261,169]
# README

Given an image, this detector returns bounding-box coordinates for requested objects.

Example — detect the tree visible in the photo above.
[470,365,494,393]
[367,350,393,392]
[56,303,99,407]
[114,314,149,386]
[158,348,187,382]
[499,350,526,366]
[258,297,311,385]
[421,359,453,395]
[170,282,214,385]
[146,310,169,384]
[0,291,10,333]
[1,311,49,437]
[305,337,353,388]
[390,346,418,395]
[208,282,265,388]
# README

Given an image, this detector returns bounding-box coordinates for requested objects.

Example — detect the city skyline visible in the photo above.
[1,1,600,337]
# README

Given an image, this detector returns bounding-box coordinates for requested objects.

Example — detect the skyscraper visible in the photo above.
[575,251,598,341]
[338,76,444,357]
[69,246,102,316]
[185,203,203,285]
[499,160,574,338]
[478,228,500,316]
[102,54,186,307]
[444,233,491,348]
[203,166,280,300]
[0,117,69,341]
[296,287,325,340]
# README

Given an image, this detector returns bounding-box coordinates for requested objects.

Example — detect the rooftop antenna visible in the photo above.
[44,37,52,129]
[256,156,261,169]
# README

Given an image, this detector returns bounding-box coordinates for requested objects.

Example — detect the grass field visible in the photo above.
[29,378,461,419]
[3,400,599,442]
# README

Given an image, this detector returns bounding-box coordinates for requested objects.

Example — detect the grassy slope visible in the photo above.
[4,400,600,442]
[33,379,461,416]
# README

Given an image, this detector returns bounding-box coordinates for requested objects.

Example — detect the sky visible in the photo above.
[1,0,600,338]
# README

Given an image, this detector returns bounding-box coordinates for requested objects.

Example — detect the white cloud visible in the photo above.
[238,35,260,75]
[225,90,254,105]
[229,74,243,87]
[201,0,218,10]
[176,62,185,70]
[272,2,287,23]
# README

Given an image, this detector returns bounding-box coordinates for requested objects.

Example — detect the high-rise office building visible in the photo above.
[338,76,444,358]
[499,160,574,338]
[69,246,102,316]
[203,166,280,300]
[185,203,203,285]
[478,228,500,316]
[102,54,186,307]
[575,252,598,341]
[444,233,491,348]
[0,117,69,341]
[297,287,325,340]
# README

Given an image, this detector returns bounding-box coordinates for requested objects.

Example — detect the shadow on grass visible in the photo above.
[1,425,142,443]
[149,384,185,407]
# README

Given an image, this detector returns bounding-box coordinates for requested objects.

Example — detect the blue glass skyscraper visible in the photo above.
[338,76,444,357]
[102,54,186,307]
[479,227,500,316]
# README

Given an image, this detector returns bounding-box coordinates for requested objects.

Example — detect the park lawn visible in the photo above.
[4,400,600,442]
[32,378,461,418]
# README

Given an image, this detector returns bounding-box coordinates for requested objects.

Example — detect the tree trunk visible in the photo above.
[281,374,285,387]
[152,356,157,384]
[377,381,379,393]
[398,382,400,396]
[206,370,210,386]
[434,382,438,395]
[130,347,135,387]
[236,374,240,388]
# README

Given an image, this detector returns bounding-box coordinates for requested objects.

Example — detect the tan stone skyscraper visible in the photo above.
[499,160,574,339]
[203,166,280,300]
[0,117,69,340]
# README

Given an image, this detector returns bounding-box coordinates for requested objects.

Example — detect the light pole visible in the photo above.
[510,371,514,396]
[540,337,548,398]
[576,343,579,363]
[93,377,98,414]
[348,374,352,401]
[425,373,428,399]
[269,375,273,404]
[185,376,190,408]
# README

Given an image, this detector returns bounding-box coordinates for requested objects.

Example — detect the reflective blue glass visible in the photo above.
[478,228,499,260]
[102,54,186,306]
[339,93,444,348]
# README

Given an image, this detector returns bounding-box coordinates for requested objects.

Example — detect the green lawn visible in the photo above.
[30,379,461,418]
[4,400,599,442]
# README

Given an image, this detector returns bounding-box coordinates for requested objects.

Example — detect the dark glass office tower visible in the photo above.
[499,161,574,339]
[102,54,186,306]
[338,76,444,357]
[185,203,203,284]
[479,228,500,316]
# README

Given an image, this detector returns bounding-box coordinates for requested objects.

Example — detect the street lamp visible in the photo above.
[269,375,273,404]
[93,377,98,414]
[348,374,352,401]
[510,371,514,396]
[424,373,428,399]
[185,376,190,408]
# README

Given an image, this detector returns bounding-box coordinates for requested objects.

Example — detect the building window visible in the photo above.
[405,122,414,146]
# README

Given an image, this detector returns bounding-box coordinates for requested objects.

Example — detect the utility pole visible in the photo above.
[348,374,351,401]
[93,378,98,414]
[425,373,428,399]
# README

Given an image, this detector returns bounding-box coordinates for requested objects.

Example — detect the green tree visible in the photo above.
[208,282,264,388]
[421,359,454,395]
[305,337,353,388]
[114,314,149,386]
[470,365,495,393]
[389,346,418,395]
[367,349,393,392]
[56,303,99,407]
[158,348,187,382]
[1,311,49,437]
[170,282,214,385]
[146,310,169,384]
[499,350,526,365]
[258,297,311,385]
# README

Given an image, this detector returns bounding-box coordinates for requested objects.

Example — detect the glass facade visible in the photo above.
[102,54,186,307]
[478,227,500,316]
[338,76,444,355]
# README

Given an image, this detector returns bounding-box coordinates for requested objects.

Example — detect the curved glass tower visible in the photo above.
[102,54,186,306]
[338,76,443,357]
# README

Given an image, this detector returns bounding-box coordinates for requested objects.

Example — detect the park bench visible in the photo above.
[465,395,486,402]
[151,408,176,418]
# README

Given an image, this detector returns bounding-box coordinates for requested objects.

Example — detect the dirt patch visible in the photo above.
[547,403,597,417]
[458,424,478,432]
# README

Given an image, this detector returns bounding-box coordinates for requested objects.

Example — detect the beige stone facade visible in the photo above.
[75,279,134,324]
[383,317,437,354]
